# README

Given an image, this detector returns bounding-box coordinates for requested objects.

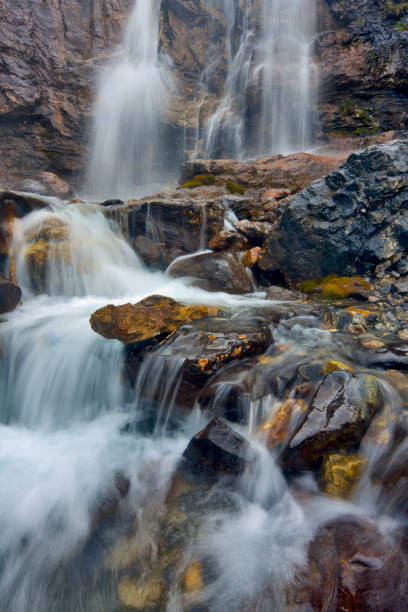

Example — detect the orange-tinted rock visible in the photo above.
[90,295,218,345]
[258,399,307,450]
[242,247,261,268]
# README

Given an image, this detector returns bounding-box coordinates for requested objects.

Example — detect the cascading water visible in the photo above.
[0,197,407,611]
[197,0,318,158]
[86,0,172,201]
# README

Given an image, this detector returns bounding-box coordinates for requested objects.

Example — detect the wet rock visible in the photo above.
[258,399,308,451]
[300,516,408,612]
[370,417,408,518]
[242,247,262,269]
[23,218,71,294]
[0,190,49,222]
[209,229,250,252]
[118,576,164,610]
[0,275,21,314]
[265,286,307,301]
[107,198,226,269]
[263,141,408,285]
[234,220,274,245]
[320,452,367,499]
[282,371,383,470]
[198,348,311,424]
[184,561,204,592]
[183,417,252,476]
[355,340,408,370]
[90,295,218,345]
[168,251,254,294]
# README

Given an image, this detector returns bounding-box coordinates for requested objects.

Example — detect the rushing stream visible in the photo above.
[0,197,406,611]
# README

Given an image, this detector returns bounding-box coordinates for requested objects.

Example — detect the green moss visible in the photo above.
[301,275,372,299]
[394,20,408,30]
[40,130,55,138]
[225,182,246,195]
[340,100,354,116]
[182,174,216,189]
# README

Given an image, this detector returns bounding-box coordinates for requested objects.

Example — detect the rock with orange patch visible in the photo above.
[242,247,262,268]
[184,561,204,592]
[258,398,307,450]
[90,295,219,345]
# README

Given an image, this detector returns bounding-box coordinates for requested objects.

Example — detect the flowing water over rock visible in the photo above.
[197,0,318,158]
[0,196,407,611]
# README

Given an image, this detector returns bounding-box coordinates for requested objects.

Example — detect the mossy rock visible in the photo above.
[301,275,372,299]
[225,182,246,195]
[182,174,215,189]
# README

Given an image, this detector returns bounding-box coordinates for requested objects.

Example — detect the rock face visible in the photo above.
[180,154,344,196]
[264,140,408,285]
[0,0,133,189]
[317,0,408,138]
[90,295,217,345]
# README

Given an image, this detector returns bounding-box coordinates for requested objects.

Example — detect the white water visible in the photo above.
[86,0,172,201]
[198,0,318,158]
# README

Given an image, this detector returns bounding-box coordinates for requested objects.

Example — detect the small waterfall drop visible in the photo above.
[86,0,172,201]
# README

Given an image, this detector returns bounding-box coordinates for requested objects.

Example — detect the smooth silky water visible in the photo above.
[0,197,404,612]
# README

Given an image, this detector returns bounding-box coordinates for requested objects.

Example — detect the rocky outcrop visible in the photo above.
[262,140,408,285]
[318,0,408,138]
[90,295,218,345]
[0,0,132,189]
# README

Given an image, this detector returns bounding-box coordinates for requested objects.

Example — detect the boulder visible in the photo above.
[299,516,408,612]
[183,417,252,475]
[282,371,383,470]
[90,295,218,345]
[168,251,255,294]
[0,276,21,314]
[262,140,408,285]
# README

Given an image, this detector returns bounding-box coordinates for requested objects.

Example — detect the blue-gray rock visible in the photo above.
[260,140,408,284]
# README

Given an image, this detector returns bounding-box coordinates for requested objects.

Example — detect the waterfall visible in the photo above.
[86,0,172,201]
[257,0,317,154]
[200,0,318,159]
